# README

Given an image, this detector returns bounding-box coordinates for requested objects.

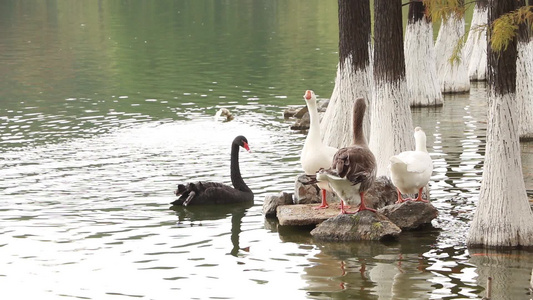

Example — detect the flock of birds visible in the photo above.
[171,90,434,215]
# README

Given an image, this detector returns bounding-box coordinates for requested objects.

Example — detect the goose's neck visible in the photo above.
[352,101,367,147]
[415,135,428,153]
[230,143,252,193]
[307,101,321,141]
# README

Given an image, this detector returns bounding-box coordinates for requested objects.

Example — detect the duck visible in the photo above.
[389,127,433,203]
[171,135,253,206]
[300,90,338,209]
[316,97,377,214]
[214,108,234,122]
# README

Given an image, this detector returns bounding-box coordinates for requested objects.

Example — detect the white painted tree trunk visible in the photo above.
[404,18,443,106]
[467,93,533,247]
[464,6,488,81]
[517,40,533,140]
[320,54,372,149]
[434,17,471,93]
[369,79,414,177]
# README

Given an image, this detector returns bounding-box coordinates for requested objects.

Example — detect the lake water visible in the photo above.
[1,1,532,299]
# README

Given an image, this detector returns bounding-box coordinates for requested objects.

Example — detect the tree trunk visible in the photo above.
[369,0,414,176]
[467,0,533,248]
[320,0,372,149]
[517,0,533,140]
[404,0,443,107]
[434,3,470,93]
[464,0,488,81]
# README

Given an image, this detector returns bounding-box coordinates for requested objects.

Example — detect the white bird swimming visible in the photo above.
[300,90,338,209]
[316,97,376,214]
[389,127,433,203]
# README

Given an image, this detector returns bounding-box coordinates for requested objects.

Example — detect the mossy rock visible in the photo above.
[310,210,401,241]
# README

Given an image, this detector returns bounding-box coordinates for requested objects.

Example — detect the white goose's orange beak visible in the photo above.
[304,90,312,100]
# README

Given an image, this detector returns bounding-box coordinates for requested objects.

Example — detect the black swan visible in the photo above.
[316,98,377,214]
[171,135,254,206]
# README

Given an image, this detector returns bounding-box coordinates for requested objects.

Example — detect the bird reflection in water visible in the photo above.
[170,202,252,257]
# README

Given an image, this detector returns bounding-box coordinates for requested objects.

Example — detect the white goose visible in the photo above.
[300,90,338,209]
[389,127,433,203]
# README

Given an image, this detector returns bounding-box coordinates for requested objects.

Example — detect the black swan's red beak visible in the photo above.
[242,142,250,152]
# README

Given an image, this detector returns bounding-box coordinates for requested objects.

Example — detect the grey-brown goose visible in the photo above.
[316,98,376,214]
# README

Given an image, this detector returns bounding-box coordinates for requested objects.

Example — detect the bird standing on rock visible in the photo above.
[389,127,433,203]
[316,97,377,214]
[300,90,338,209]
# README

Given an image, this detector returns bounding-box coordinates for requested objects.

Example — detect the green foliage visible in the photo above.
[491,6,533,53]
[448,29,468,66]
[427,1,532,56]
[449,24,487,65]
[423,0,466,21]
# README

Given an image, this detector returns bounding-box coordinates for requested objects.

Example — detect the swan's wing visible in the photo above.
[182,191,197,206]
[172,181,226,205]
[202,184,248,204]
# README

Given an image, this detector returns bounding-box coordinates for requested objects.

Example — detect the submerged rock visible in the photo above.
[378,200,438,230]
[263,192,294,218]
[311,210,401,241]
[293,174,336,205]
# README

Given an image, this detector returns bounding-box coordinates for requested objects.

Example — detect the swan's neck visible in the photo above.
[306,100,321,142]
[415,134,428,152]
[230,143,252,193]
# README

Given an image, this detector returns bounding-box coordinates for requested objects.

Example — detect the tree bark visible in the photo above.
[464,0,488,81]
[517,0,533,140]
[434,1,470,93]
[467,0,533,248]
[404,0,443,107]
[320,0,372,149]
[369,0,414,176]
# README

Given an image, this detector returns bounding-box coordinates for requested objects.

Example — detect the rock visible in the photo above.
[317,99,329,113]
[294,106,309,119]
[365,176,397,209]
[263,192,294,218]
[311,210,401,241]
[378,201,438,230]
[283,106,301,119]
[293,174,336,205]
[290,112,310,130]
[276,204,340,226]
[286,100,329,131]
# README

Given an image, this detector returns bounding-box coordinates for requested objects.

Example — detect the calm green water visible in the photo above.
[1,1,533,299]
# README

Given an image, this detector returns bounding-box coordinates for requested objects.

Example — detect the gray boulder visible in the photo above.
[311,210,401,241]
[365,176,397,209]
[290,111,310,130]
[293,174,336,205]
[378,200,438,230]
[262,192,294,218]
